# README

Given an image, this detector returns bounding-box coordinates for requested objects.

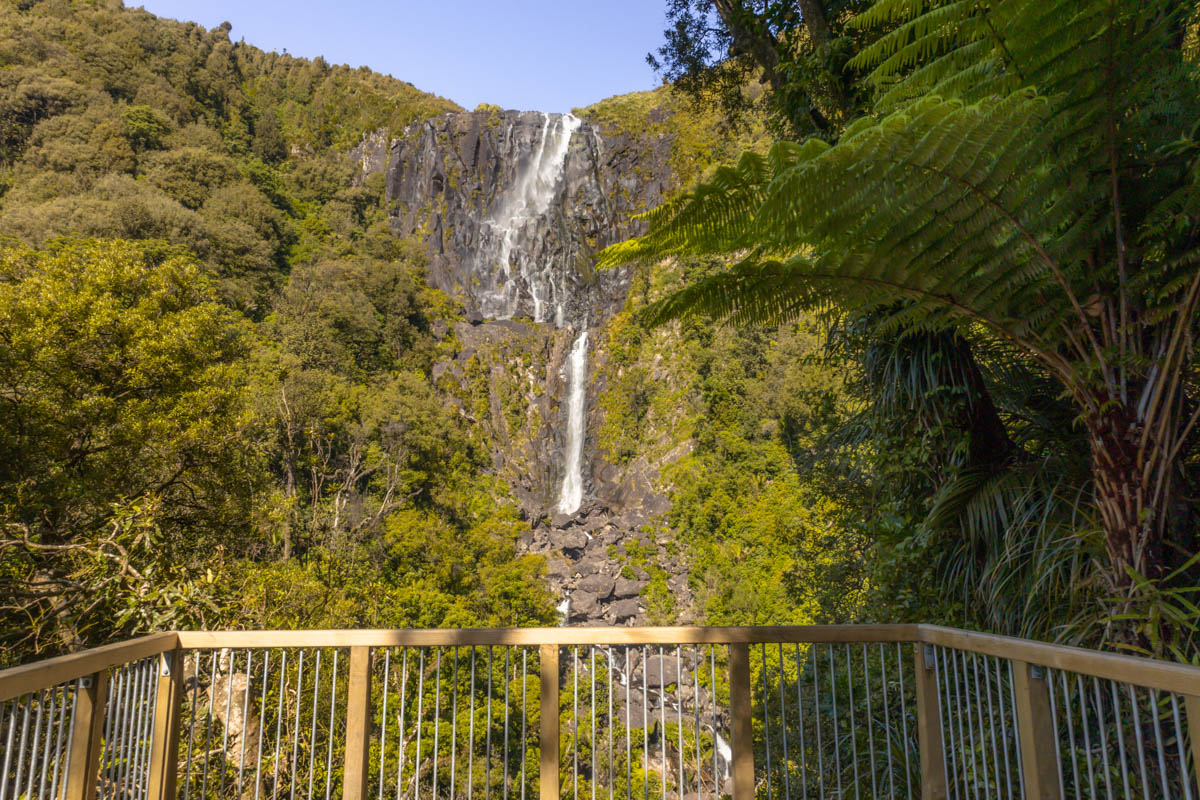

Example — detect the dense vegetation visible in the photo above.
[627,0,1200,656]
[0,0,554,663]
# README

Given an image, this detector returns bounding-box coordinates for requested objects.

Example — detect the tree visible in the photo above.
[610,0,1200,637]
[0,239,260,656]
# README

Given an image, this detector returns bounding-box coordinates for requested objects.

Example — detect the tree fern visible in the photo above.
[603,0,1200,615]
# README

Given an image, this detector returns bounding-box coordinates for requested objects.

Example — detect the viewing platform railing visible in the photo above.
[1,625,1197,800]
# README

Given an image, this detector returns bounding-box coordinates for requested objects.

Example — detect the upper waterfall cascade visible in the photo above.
[478,113,583,325]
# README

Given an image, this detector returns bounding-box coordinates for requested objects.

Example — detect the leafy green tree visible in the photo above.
[0,239,260,658]
[612,0,1200,642]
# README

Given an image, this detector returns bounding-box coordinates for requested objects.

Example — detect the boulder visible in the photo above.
[569,590,601,620]
[613,577,643,599]
[577,572,615,599]
[608,598,641,622]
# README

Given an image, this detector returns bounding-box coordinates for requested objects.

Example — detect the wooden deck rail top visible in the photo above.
[4,623,1200,702]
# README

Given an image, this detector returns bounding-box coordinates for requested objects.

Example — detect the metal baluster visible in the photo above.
[1076,675,1096,800]
[693,648,701,800]
[993,659,1013,800]
[183,654,201,800]
[100,670,118,796]
[272,651,288,800]
[676,646,685,800]
[1006,662,1022,800]
[48,688,68,800]
[254,652,270,800]
[31,689,48,800]
[628,652,638,800]
[469,649,477,800]
[763,645,775,800]
[486,647,492,800]
[433,649,442,800]
[237,651,255,798]
[794,644,809,800]
[1045,671,1066,800]
[881,644,895,800]
[117,665,140,800]
[592,648,598,800]
[289,651,306,800]
[1091,678,1114,800]
[609,648,616,800]
[626,648,632,800]
[1170,694,1193,800]
[325,652,339,800]
[776,643,790,800]
[829,646,842,800]
[659,646,668,800]
[970,655,991,798]
[37,688,53,800]
[898,644,911,799]
[1110,682,1131,800]
[502,647,511,800]
[573,647,579,800]
[521,649,528,800]
[1150,690,1170,800]
[934,649,958,800]
[813,643,825,800]
[451,648,459,800]
[379,650,391,800]
[858,645,871,800]
[415,650,426,800]
[397,650,410,800]
[1056,673,1080,798]
[642,646,650,800]
[0,700,14,800]
[14,695,33,800]
[709,647,717,799]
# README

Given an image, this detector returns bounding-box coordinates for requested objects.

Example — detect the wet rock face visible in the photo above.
[359,109,691,627]
[381,109,666,328]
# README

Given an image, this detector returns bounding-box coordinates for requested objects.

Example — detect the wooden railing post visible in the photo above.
[539,644,560,800]
[343,647,373,800]
[147,649,184,800]
[728,643,754,800]
[915,644,948,800]
[64,669,108,800]
[1013,661,1062,800]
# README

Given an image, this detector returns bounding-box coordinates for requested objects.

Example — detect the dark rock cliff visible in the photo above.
[354,108,693,625]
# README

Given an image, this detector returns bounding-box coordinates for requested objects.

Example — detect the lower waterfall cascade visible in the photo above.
[558,327,588,515]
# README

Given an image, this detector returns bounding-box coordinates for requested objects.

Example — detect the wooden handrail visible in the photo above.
[174,624,920,649]
[918,624,1200,696]
[0,632,178,702]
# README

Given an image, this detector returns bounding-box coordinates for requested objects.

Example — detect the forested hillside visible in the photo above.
[0,0,554,662]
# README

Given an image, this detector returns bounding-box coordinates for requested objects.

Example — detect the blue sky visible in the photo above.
[134,1,669,113]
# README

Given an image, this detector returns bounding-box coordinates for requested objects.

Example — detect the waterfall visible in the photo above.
[557,328,588,514]
[479,113,582,323]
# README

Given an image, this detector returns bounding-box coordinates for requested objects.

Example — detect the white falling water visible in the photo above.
[479,113,583,323]
[557,328,588,514]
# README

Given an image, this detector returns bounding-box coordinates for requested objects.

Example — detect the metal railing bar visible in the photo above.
[1006,660,1024,800]
[451,648,458,800]
[762,644,774,800]
[625,648,632,800]
[323,650,336,800]
[608,648,616,800]
[1130,684,1152,800]
[502,647,510,800]
[572,646,578,800]
[431,648,440,800]
[692,648,700,800]
[290,650,305,800]
[379,649,390,800]
[1170,693,1194,800]
[1091,676,1114,800]
[898,643,911,798]
[970,654,990,800]
[882,643,896,800]
[272,650,287,800]
[484,646,491,800]
[828,645,842,800]
[993,658,1013,800]
[200,651,217,800]
[1045,668,1066,800]
[1077,674,1096,800]
[253,651,269,800]
[237,650,254,798]
[793,644,808,800]
[396,649,408,800]
[1151,689,1171,800]
[469,648,476,800]
[1110,680,1132,800]
[641,645,648,800]
[812,642,824,800]
[307,650,322,800]
[857,644,870,800]
[662,647,672,800]
[776,642,790,800]
[520,648,528,800]
[676,645,684,800]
